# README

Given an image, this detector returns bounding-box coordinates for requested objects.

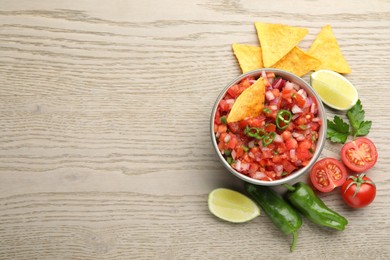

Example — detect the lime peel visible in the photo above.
[310,70,358,111]
[208,188,260,223]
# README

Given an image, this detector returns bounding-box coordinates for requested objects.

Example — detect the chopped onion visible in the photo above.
[311,103,317,114]
[292,132,305,141]
[252,171,266,180]
[294,160,302,167]
[292,104,303,114]
[268,77,275,85]
[231,149,237,160]
[233,160,241,170]
[224,134,231,143]
[261,70,267,79]
[272,78,284,89]
[292,114,300,120]
[304,97,313,108]
[248,152,255,159]
[241,163,250,171]
[270,105,278,111]
[248,140,255,148]
[265,90,275,101]
[269,96,280,105]
[274,164,284,174]
[274,134,283,143]
[226,99,235,105]
[285,81,295,90]
[290,149,297,161]
[312,117,320,122]
[297,89,307,99]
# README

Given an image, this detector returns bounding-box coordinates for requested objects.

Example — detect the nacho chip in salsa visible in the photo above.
[308,25,351,74]
[255,22,308,68]
[227,78,265,123]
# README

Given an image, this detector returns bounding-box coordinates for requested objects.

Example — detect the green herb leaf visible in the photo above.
[327,116,350,143]
[355,121,372,136]
[347,99,372,137]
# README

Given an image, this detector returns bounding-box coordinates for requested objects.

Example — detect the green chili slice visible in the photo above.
[226,157,234,164]
[244,126,266,140]
[220,116,227,124]
[242,146,249,152]
[263,107,271,115]
[263,132,276,146]
[276,110,293,130]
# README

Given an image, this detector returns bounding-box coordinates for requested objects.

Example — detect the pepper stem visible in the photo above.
[283,184,296,192]
[290,231,298,252]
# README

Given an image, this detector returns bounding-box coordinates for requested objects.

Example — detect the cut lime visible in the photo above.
[208,188,260,223]
[310,70,358,110]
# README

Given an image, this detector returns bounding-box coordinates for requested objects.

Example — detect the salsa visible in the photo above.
[214,72,321,181]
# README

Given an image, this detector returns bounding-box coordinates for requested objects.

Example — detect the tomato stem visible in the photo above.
[344,173,376,198]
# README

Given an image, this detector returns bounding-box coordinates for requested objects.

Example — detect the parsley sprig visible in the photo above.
[327,100,372,144]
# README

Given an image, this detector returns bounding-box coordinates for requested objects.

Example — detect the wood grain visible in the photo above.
[1,0,390,259]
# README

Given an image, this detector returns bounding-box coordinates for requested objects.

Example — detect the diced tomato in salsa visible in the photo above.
[214,74,321,181]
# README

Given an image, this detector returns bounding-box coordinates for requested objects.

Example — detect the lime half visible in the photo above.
[208,188,260,223]
[310,70,358,110]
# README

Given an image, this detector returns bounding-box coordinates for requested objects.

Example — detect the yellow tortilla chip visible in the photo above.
[308,25,351,74]
[227,78,265,123]
[255,22,308,68]
[273,47,322,77]
[232,44,264,73]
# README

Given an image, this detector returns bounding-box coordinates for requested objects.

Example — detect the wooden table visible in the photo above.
[1,1,389,259]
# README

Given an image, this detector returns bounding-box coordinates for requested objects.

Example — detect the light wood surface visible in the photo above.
[1,1,390,259]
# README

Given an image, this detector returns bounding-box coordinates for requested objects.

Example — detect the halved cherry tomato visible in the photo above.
[341,137,378,173]
[310,158,348,192]
[341,173,376,208]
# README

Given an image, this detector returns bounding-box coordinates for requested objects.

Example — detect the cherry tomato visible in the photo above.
[341,137,378,173]
[341,173,376,208]
[310,158,348,192]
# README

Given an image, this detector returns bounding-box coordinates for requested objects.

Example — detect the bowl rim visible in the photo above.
[210,68,327,186]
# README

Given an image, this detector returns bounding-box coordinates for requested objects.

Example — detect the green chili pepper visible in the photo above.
[242,146,249,152]
[245,183,302,252]
[220,116,227,124]
[263,107,271,115]
[284,182,348,231]
[244,126,266,140]
[263,132,276,146]
[226,157,234,165]
[276,110,292,130]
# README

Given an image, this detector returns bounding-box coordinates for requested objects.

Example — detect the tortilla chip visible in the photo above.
[273,47,322,77]
[308,25,351,74]
[227,78,265,123]
[232,44,264,73]
[255,22,308,68]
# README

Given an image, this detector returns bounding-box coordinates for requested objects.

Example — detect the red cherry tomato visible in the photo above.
[341,137,378,173]
[310,158,348,192]
[341,173,376,208]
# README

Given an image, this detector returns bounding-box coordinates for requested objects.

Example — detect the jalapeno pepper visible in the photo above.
[245,183,302,252]
[276,109,292,130]
[284,182,348,231]
[244,126,266,140]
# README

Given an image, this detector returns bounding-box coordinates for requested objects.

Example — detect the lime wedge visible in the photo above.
[310,70,358,110]
[208,188,260,223]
